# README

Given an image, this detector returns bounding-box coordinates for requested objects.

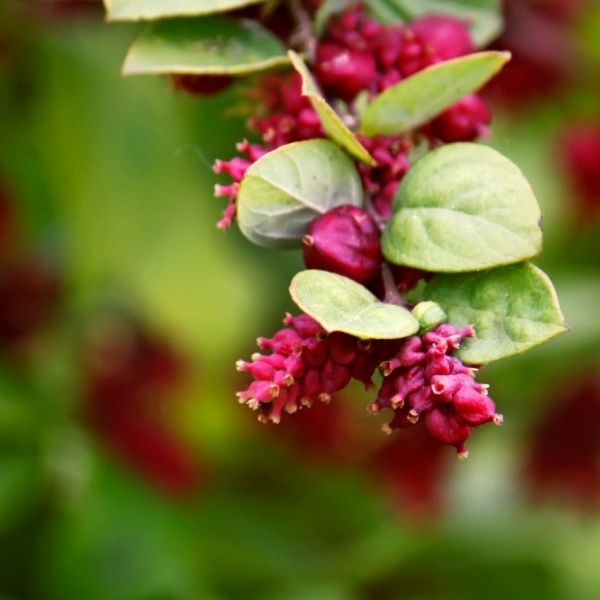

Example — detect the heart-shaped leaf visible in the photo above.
[104,0,267,21]
[359,51,510,136]
[425,263,567,363]
[237,140,363,248]
[389,0,503,47]
[122,17,289,76]
[290,270,419,339]
[288,51,376,166]
[382,143,543,272]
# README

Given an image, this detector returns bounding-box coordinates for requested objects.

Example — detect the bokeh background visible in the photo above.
[1,1,600,598]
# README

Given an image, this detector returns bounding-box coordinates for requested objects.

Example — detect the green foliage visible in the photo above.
[237,140,363,248]
[289,51,376,166]
[359,51,510,136]
[4,8,599,600]
[382,143,542,272]
[122,16,289,76]
[104,0,267,21]
[290,270,419,339]
[425,263,567,363]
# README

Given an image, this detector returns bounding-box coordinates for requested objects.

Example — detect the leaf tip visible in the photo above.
[120,61,133,77]
[287,50,304,73]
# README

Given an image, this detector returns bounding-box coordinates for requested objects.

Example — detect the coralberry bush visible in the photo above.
[107,0,567,458]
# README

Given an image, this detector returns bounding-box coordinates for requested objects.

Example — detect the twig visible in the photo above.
[381,262,406,306]
[289,0,316,61]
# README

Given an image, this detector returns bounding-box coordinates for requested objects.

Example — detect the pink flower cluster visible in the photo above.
[213,6,492,226]
[371,324,502,458]
[314,9,474,100]
[236,313,389,424]
[357,134,412,218]
[249,74,324,147]
[213,139,268,229]
[213,74,324,228]
[238,315,499,455]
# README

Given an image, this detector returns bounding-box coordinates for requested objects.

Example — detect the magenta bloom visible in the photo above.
[371,324,501,458]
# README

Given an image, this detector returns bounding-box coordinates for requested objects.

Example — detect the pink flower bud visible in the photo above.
[322,359,352,394]
[425,408,471,452]
[452,385,497,426]
[237,359,275,381]
[283,313,323,338]
[213,157,251,182]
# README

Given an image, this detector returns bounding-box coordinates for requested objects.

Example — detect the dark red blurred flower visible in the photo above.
[558,122,600,218]
[370,426,449,520]
[83,319,202,498]
[29,0,103,21]
[0,183,61,354]
[171,74,233,96]
[0,259,60,352]
[523,376,600,511]
[485,0,581,107]
[267,396,373,463]
[0,186,14,259]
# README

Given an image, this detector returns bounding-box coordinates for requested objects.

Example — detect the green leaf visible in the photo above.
[425,263,567,363]
[366,0,408,23]
[382,143,542,272]
[237,140,363,248]
[122,17,289,76]
[104,0,266,21]
[359,51,510,136]
[290,270,419,339]
[288,51,376,166]
[389,0,503,47]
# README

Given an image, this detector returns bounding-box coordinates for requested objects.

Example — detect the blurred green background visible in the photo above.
[1,1,600,598]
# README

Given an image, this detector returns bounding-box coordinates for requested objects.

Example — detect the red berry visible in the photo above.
[410,14,474,60]
[315,42,377,100]
[431,94,492,142]
[303,205,382,284]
